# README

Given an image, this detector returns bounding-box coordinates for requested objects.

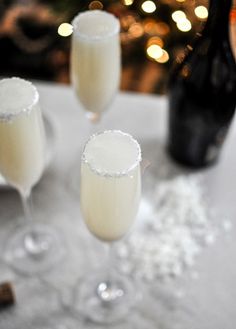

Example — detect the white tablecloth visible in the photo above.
[0,81,235,329]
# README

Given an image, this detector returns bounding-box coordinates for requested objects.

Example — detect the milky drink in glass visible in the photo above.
[71,10,120,118]
[0,78,45,194]
[80,130,141,242]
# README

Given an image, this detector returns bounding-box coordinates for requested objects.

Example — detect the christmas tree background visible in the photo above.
[1,0,232,94]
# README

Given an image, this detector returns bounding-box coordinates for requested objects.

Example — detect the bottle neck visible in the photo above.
[203,0,232,36]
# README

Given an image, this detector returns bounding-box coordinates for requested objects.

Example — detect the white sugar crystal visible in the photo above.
[205,233,216,245]
[116,174,226,281]
[222,219,232,232]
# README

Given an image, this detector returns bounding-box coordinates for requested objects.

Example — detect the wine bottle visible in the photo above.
[167,0,236,168]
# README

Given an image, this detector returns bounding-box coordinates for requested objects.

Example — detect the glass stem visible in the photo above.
[97,243,124,303]
[20,190,33,224]
[19,190,50,256]
[105,242,114,285]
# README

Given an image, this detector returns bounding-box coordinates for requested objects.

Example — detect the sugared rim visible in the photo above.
[81,130,142,177]
[72,10,120,40]
[0,77,39,121]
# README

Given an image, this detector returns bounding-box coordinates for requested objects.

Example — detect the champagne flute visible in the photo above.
[69,10,121,195]
[0,77,65,275]
[77,130,142,324]
[70,9,121,124]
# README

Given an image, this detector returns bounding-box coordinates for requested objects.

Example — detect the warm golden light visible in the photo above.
[129,23,144,38]
[177,18,192,32]
[89,1,103,10]
[143,19,170,36]
[194,5,208,19]
[58,23,73,37]
[155,22,170,36]
[141,1,156,14]
[147,44,163,60]
[147,43,169,63]
[172,10,186,23]
[123,0,134,5]
[155,49,169,63]
[147,36,164,48]
[176,0,186,2]
[120,15,136,30]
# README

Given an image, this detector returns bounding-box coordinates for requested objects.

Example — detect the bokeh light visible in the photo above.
[141,1,157,14]
[147,36,164,49]
[58,23,73,37]
[172,10,186,23]
[155,49,169,63]
[147,44,163,60]
[129,23,144,38]
[176,18,192,32]
[89,1,103,10]
[147,43,169,63]
[123,0,134,5]
[194,6,208,20]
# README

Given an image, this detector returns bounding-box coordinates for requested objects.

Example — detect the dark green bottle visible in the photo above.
[168,0,236,168]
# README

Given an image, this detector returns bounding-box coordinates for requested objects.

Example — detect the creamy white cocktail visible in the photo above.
[0,77,64,275]
[71,10,120,121]
[79,130,142,323]
[80,130,141,241]
[0,78,45,194]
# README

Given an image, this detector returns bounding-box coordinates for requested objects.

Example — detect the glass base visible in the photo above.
[4,223,65,275]
[74,272,141,324]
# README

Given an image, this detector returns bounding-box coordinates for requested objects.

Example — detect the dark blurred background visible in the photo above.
[0,0,235,94]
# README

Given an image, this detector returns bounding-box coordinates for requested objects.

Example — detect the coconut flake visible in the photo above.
[116,175,230,281]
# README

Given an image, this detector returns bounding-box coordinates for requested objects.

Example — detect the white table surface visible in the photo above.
[0,81,235,329]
